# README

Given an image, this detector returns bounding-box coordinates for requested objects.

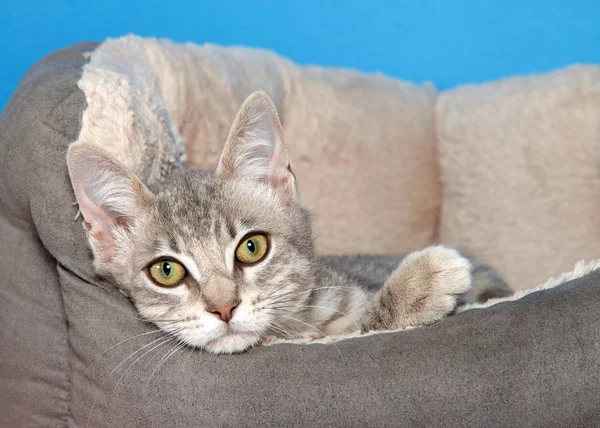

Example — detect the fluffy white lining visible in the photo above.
[76,35,443,258]
[77,37,187,185]
[458,258,600,312]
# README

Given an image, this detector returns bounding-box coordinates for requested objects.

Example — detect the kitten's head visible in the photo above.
[67,92,315,354]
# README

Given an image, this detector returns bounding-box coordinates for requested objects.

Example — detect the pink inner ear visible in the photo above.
[267,135,287,171]
[75,181,132,260]
[260,167,296,205]
[274,171,291,189]
[84,207,132,263]
[261,172,285,189]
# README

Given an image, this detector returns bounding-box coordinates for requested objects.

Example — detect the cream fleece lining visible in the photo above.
[76,34,441,257]
[75,35,599,346]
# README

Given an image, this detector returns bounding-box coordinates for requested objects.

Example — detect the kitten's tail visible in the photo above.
[460,258,513,305]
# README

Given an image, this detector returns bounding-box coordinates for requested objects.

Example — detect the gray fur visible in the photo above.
[67,91,511,354]
[323,254,512,305]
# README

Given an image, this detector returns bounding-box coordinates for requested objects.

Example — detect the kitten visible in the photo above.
[67,92,511,354]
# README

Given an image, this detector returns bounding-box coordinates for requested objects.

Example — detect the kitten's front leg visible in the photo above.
[361,246,472,332]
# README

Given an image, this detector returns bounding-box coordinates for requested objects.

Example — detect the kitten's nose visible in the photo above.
[209,303,238,323]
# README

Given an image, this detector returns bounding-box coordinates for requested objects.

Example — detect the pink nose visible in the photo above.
[209,304,238,323]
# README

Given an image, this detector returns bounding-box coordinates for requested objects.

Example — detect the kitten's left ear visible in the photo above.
[67,143,151,262]
[217,91,297,201]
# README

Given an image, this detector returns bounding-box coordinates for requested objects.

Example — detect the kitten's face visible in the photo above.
[68,92,314,353]
[111,173,314,354]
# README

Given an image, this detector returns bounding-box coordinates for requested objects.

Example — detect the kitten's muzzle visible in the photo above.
[208,303,238,323]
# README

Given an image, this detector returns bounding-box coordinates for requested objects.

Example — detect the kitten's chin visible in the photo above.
[203,333,262,354]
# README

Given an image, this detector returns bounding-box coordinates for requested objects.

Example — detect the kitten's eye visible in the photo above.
[235,234,269,264]
[148,260,187,287]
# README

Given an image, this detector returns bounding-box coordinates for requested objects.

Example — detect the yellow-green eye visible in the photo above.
[235,234,269,264]
[148,260,187,287]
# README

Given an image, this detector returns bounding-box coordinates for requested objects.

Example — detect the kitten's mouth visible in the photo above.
[162,320,263,354]
[205,332,262,354]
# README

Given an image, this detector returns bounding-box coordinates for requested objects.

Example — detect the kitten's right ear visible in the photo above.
[67,143,151,261]
[217,91,297,202]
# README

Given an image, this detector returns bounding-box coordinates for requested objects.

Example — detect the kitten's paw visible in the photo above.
[361,245,472,331]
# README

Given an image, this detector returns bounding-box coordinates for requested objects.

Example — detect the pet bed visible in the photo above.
[1,36,600,427]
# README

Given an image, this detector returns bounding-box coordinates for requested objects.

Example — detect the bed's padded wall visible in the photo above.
[52,263,600,427]
[0,42,96,428]
[436,65,600,288]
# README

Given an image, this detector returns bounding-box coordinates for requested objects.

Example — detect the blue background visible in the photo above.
[1,0,599,111]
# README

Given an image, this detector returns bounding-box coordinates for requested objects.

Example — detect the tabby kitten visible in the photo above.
[67,92,510,354]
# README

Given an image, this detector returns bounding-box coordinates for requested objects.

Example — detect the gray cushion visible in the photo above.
[1,42,599,427]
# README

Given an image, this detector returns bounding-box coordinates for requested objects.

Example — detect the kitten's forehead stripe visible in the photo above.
[226,219,236,240]
[211,215,220,238]
[169,236,180,253]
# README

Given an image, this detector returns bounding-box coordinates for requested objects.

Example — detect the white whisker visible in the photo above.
[181,345,196,374]
[274,313,344,360]
[146,340,187,387]
[276,304,361,332]
[268,321,297,338]
[99,329,164,358]
[110,333,177,375]
[112,336,175,391]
